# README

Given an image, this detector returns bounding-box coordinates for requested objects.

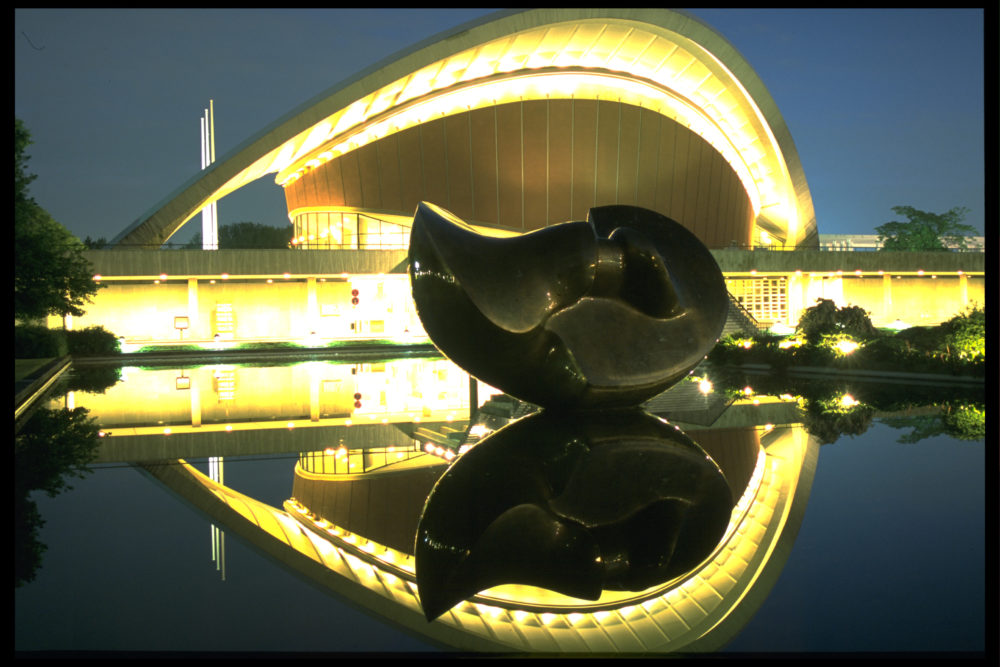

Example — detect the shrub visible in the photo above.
[14,324,67,358]
[796,298,877,343]
[939,305,985,360]
[65,326,120,357]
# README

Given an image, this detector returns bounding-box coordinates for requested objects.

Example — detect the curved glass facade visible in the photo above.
[291,210,410,250]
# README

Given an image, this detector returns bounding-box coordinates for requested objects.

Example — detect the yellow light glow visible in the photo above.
[834,339,859,355]
[159,273,167,280]
[840,394,859,408]
[743,386,753,396]
[698,379,713,394]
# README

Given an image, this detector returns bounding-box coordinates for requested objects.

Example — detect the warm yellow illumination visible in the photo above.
[834,339,859,355]
[699,379,713,394]
[468,423,491,438]
[276,68,772,218]
[839,394,859,408]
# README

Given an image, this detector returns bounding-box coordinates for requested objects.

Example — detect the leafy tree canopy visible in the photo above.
[15,119,101,321]
[184,221,292,249]
[875,205,978,251]
[796,298,877,343]
[83,236,111,249]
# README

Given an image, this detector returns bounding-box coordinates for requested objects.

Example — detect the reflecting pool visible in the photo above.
[14,356,985,654]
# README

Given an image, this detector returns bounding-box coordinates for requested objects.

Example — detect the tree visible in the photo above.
[184,221,292,249]
[83,236,110,249]
[875,205,978,251]
[796,298,877,343]
[15,119,102,321]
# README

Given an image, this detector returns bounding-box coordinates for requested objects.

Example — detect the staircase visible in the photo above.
[722,292,766,338]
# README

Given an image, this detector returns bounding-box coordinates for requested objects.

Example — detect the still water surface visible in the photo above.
[14,358,985,654]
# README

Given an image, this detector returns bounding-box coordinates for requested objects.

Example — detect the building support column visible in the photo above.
[191,383,202,427]
[882,274,892,324]
[310,370,320,422]
[188,278,199,339]
[306,276,319,336]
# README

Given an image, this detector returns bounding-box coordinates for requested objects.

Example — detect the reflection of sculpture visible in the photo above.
[409,203,728,409]
[415,410,734,621]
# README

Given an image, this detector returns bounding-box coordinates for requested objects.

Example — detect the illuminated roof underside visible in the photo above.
[113,9,816,249]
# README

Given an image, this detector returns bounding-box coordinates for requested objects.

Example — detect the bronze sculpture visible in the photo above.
[408,202,729,410]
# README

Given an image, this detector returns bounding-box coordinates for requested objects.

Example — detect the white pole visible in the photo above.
[201,101,219,250]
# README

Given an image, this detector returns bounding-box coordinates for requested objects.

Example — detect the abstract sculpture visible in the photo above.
[409,202,729,409]
[408,202,733,621]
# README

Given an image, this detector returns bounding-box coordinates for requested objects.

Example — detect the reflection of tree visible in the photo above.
[942,404,986,440]
[882,403,986,444]
[15,407,101,587]
[61,365,122,394]
[800,402,875,445]
[702,362,984,444]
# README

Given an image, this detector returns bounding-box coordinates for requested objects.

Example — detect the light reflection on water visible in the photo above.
[14,358,985,654]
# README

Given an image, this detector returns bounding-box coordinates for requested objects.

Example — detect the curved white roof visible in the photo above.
[114,9,816,248]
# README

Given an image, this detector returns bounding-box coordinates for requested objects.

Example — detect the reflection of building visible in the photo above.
[140,419,820,652]
[64,355,816,651]
[57,358,477,463]
[57,9,982,341]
